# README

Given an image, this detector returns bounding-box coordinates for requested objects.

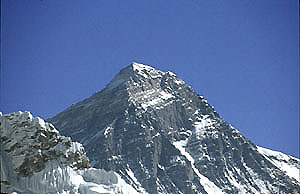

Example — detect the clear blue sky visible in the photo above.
[1,0,299,157]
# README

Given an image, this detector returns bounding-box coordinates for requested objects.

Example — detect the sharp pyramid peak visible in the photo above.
[119,62,156,72]
[131,62,155,70]
[111,62,180,80]
[106,62,168,90]
[129,62,163,76]
[48,62,300,194]
[130,62,178,77]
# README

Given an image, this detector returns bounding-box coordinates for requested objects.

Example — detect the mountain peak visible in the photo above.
[106,62,178,91]
[131,62,155,72]
[48,63,300,194]
[128,62,163,79]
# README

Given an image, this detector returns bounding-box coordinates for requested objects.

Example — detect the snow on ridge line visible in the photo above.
[132,62,155,71]
[0,111,90,177]
[107,62,185,92]
[131,62,186,85]
[257,146,300,182]
[131,62,164,79]
[132,62,179,78]
[173,139,224,194]
[106,62,157,91]
[257,146,299,161]
[0,111,140,194]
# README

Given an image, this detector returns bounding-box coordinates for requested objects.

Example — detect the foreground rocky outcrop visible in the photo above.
[0,111,138,194]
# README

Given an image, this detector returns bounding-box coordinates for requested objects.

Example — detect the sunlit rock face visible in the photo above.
[49,62,300,194]
[0,111,90,176]
[0,111,139,194]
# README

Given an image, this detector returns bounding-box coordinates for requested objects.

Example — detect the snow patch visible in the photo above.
[104,126,113,137]
[140,90,174,110]
[193,116,218,139]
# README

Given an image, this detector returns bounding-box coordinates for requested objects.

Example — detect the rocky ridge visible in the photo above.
[0,111,139,194]
[49,63,300,194]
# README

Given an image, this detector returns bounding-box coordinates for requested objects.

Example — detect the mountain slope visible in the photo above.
[257,146,299,182]
[49,62,300,194]
[0,111,139,194]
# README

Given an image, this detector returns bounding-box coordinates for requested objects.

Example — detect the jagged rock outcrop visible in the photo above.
[0,111,90,177]
[0,111,139,194]
[49,63,300,194]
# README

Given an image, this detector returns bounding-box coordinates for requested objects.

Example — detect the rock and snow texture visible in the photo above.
[173,139,224,194]
[0,111,140,194]
[46,62,300,193]
[257,146,299,182]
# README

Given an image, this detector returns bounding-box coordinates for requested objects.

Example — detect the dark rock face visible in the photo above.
[49,63,300,194]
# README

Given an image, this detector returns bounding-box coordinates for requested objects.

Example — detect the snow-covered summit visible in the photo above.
[132,62,155,72]
[106,62,184,91]
[109,63,190,112]
[0,111,140,194]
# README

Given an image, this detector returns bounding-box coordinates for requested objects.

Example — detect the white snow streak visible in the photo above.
[125,168,148,194]
[173,140,224,194]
